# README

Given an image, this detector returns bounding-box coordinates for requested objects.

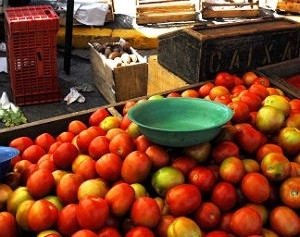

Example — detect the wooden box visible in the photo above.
[147,55,188,94]
[201,1,260,19]
[136,0,197,24]
[256,58,300,99]
[157,18,300,84]
[89,37,148,104]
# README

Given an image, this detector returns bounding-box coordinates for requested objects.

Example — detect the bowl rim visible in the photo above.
[0,146,20,163]
[128,97,233,132]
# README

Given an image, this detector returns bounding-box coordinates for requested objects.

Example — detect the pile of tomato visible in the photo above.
[0,71,300,237]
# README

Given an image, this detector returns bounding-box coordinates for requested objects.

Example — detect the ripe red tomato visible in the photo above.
[134,135,153,152]
[253,76,270,87]
[211,141,240,164]
[166,183,202,216]
[52,142,78,170]
[88,135,110,159]
[105,182,136,217]
[229,206,262,237]
[68,120,88,135]
[0,211,17,237]
[155,214,175,237]
[34,132,56,152]
[249,83,270,100]
[260,152,291,182]
[171,156,198,178]
[213,94,232,105]
[125,226,155,237]
[145,145,170,169]
[211,181,237,211]
[227,101,250,124]
[57,203,80,237]
[76,126,105,153]
[121,151,152,184]
[27,199,58,232]
[109,132,136,158]
[21,144,46,164]
[130,196,161,228]
[71,229,98,237]
[219,156,246,184]
[194,201,221,231]
[9,136,34,154]
[26,168,55,199]
[241,172,271,203]
[239,90,263,112]
[280,176,300,209]
[214,72,235,89]
[269,206,300,237]
[209,86,230,100]
[188,166,216,192]
[242,71,258,87]
[256,143,283,163]
[95,153,123,182]
[98,226,122,237]
[181,89,199,98]
[76,196,109,231]
[205,230,230,237]
[89,108,110,126]
[198,82,215,98]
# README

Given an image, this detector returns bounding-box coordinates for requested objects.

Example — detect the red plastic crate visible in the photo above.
[5,5,61,106]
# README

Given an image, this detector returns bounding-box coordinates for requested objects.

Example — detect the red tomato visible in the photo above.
[68,120,88,135]
[256,143,283,163]
[0,212,17,237]
[269,206,300,237]
[76,126,105,153]
[280,176,300,209]
[122,101,137,115]
[71,229,98,237]
[253,76,270,87]
[198,82,215,98]
[248,83,270,100]
[211,181,237,212]
[214,72,235,89]
[155,215,175,237]
[57,203,80,237]
[227,101,250,124]
[52,142,78,170]
[229,206,262,237]
[181,89,200,98]
[26,168,55,199]
[134,134,153,153]
[167,216,202,237]
[231,84,247,97]
[145,145,170,169]
[105,182,135,217]
[241,172,271,203]
[98,226,122,237]
[166,183,202,216]
[211,141,240,164]
[109,132,136,158]
[245,203,269,227]
[219,156,246,184]
[213,94,232,105]
[188,166,217,192]
[89,108,110,126]
[88,135,110,159]
[56,131,75,143]
[242,71,258,87]
[130,196,161,228]
[9,136,34,154]
[27,199,58,232]
[76,196,109,231]
[21,144,46,164]
[239,90,263,112]
[194,201,221,231]
[234,123,267,154]
[95,153,123,182]
[34,132,56,152]
[56,173,84,205]
[125,226,155,237]
[260,152,291,182]
[171,156,198,178]
[209,86,230,100]
[205,230,230,237]
[121,151,152,184]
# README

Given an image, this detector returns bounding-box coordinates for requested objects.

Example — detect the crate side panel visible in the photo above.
[113,63,148,102]
[157,29,202,84]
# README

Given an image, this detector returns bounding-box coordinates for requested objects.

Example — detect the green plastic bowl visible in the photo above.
[128,97,233,147]
[0,146,20,179]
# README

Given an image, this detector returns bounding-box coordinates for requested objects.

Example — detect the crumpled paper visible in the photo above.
[0,92,15,111]
[64,87,86,105]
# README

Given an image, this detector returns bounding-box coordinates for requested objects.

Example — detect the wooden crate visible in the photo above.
[136,0,197,24]
[256,58,300,99]
[147,55,188,94]
[157,18,300,84]
[201,1,260,19]
[89,37,148,104]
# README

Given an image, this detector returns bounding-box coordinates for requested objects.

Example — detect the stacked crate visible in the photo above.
[5,5,61,106]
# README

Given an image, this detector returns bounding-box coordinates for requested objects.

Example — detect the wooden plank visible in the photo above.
[137,1,194,10]
[202,9,259,18]
[137,6,195,13]
[137,11,196,24]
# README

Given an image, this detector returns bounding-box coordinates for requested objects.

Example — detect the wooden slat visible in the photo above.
[138,1,194,10]
[137,11,196,24]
